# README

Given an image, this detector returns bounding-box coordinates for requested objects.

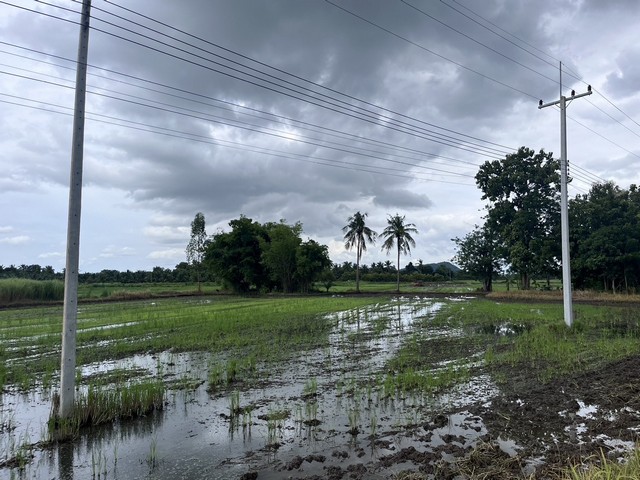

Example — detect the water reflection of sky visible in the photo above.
[2,297,500,480]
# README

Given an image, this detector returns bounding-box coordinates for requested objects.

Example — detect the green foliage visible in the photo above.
[185,212,208,292]
[1,296,381,388]
[48,380,165,441]
[0,278,64,303]
[342,211,377,293]
[439,299,640,381]
[205,215,271,292]
[475,147,560,289]
[295,239,331,293]
[452,223,502,292]
[261,221,302,293]
[570,182,640,292]
[564,447,640,480]
[204,216,331,293]
[380,214,418,292]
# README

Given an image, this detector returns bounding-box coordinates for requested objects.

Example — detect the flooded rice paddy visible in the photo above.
[2,296,640,479]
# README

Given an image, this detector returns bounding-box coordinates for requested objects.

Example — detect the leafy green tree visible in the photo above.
[342,212,377,293]
[318,267,335,292]
[204,216,270,292]
[186,212,208,292]
[296,239,332,293]
[476,147,560,289]
[261,221,302,293]
[570,182,640,292]
[453,224,501,292]
[380,214,418,293]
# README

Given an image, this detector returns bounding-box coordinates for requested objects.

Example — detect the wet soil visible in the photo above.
[4,297,640,480]
[246,356,640,479]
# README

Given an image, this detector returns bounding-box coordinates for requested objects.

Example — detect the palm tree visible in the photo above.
[342,212,377,293]
[381,214,418,293]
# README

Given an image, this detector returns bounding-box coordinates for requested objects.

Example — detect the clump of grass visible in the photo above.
[48,380,165,441]
[302,377,318,398]
[0,278,64,304]
[207,355,257,393]
[564,447,640,480]
[0,432,33,470]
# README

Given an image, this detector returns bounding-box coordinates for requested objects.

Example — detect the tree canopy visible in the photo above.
[342,211,377,293]
[475,147,560,289]
[380,214,418,293]
[186,212,208,292]
[204,216,331,293]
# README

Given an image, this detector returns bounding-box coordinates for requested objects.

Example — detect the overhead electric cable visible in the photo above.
[439,0,558,70]
[52,0,512,157]
[324,0,540,101]
[1,2,615,185]
[100,0,515,152]
[0,67,501,164]
[0,94,474,185]
[400,0,558,85]
[441,0,640,133]
[0,41,484,165]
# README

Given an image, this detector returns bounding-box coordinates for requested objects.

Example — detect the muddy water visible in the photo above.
[1,297,497,479]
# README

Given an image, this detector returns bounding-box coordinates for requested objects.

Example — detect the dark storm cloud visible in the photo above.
[1,0,639,270]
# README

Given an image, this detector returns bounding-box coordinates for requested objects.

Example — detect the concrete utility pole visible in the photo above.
[59,0,92,419]
[538,62,591,328]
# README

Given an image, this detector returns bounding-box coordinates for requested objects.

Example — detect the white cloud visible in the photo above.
[0,235,30,245]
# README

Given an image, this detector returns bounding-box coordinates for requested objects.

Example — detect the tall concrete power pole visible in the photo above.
[538,63,591,328]
[59,0,92,419]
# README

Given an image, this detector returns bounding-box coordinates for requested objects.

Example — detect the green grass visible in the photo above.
[0,296,383,391]
[434,299,640,382]
[0,278,64,304]
[329,280,479,294]
[48,379,165,441]
[77,282,224,300]
[564,447,640,479]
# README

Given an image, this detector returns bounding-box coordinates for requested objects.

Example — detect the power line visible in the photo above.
[100,0,515,153]
[324,0,540,101]
[0,2,621,185]
[440,0,640,134]
[0,68,490,174]
[56,0,513,157]
[0,44,486,169]
[400,0,558,85]
[440,0,559,70]
[0,93,475,186]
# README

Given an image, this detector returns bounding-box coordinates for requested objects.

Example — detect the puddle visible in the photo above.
[1,297,503,478]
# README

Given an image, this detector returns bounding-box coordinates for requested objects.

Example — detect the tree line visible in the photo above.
[188,212,424,294]
[453,146,640,293]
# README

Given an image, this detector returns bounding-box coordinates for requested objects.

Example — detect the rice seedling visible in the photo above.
[1,431,33,470]
[369,410,378,438]
[228,390,241,418]
[48,380,165,441]
[304,400,319,426]
[303,377,318,397]
[347,406,360,436]
[91,448,107,479]
[146,435,158,471]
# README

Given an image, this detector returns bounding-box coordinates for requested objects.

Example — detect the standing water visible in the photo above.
[1,297,496,479]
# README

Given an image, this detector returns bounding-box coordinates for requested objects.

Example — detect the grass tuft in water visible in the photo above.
[48,380,165,442]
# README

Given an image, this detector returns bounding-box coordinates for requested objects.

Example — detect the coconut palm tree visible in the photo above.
[342,212,377,293]
[381,214,418,293]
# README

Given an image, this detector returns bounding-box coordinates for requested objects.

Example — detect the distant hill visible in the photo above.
[426,261,461,273]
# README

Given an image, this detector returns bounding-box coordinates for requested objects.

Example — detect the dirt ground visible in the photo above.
[243,354,640,480]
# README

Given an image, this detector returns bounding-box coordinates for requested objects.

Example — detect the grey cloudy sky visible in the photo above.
[1,0,639,272]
